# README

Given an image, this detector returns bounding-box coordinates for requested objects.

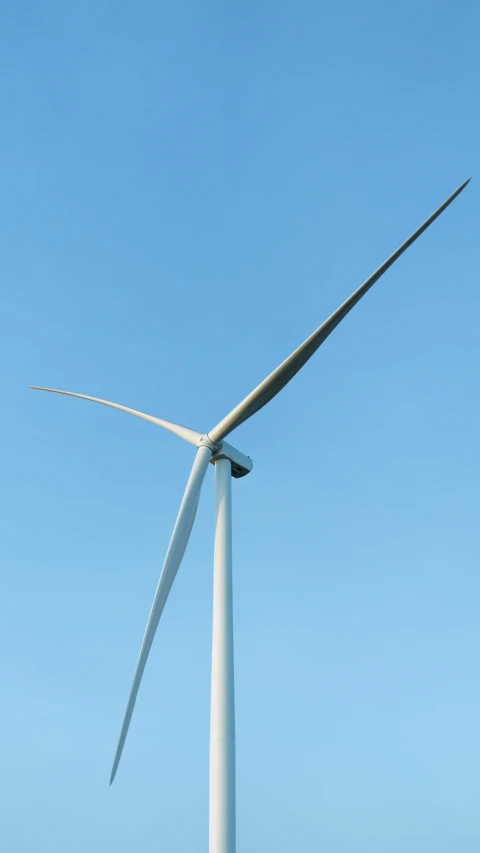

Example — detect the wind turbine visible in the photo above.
[31,179,469,853]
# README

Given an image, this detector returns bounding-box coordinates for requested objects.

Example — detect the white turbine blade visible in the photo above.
[208,179,470,443]
[110,444,212,784]
[29,386,202,446]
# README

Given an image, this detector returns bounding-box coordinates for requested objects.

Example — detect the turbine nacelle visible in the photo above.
[197,434,252,477]
[207,438,253,479]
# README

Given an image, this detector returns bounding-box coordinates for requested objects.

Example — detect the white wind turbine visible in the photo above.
[32,179,469,853]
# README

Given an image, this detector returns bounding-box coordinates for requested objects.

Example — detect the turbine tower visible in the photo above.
[31,179,469,853]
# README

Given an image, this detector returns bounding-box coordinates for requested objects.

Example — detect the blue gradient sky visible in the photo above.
[1,2,479,851]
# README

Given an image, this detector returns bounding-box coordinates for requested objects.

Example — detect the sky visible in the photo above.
[1,2,479,851]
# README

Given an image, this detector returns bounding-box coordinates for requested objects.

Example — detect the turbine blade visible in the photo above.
[29,386,202,446]
[208,178,470,443]
[110,444,212,784]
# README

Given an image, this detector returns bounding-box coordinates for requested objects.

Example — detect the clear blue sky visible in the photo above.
[1,2,479,851]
